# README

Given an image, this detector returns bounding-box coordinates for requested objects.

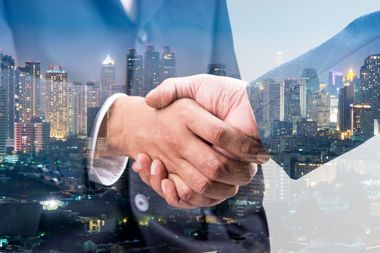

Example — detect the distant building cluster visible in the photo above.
[126,45,177,96]
[0,45,180,158]
[252,54,380,178]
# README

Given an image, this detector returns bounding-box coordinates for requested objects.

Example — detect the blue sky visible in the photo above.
[228,0,380,81]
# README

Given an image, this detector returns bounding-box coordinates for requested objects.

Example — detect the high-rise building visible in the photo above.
[283,79,305,123]
[0,55,16,146]
[143,45,160,94]
[310,89,330,127]
[360,54,380,119]
[24,61,42,117]
[159,46,176,81]
[328,71,344,96]
[350,103,373,141]
[45,65,68,140]
[101,53,116,102]
[86,81,101,108]
[126,48,143,96]
[68,82,87,136]
[207,63,226,76]
[0,84,6,156]
[14,122,34,153]
[302,68,320,118]
[14,120,50,153]
[34,120,50,152]
[337,70,355,131]
[262,79,281,136]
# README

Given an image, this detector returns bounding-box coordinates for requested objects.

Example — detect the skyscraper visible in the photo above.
[86,81,101,108]
[14,119,50,153]
[68,82,87,136]
[24,61,42,117]
[328,71,344,96]
[14,122,34,153]
[310,89,330,127]
[360,54,380,119]
[126,48,143,96]
[45,65,68,140]
[350,103,373,141]
[262,79,281,136]
[143,45,160,95]
[283,79,305,123]
[33,120,50,152]
[302,68,320,118]
[0,54,16,146]
[159,46,176,81]
[0,83,6,156]
[101,53,116,102]
[207,63,226,76]
[338,70,355,131]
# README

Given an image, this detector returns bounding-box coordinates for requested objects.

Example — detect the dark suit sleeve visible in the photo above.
[0,0,16,56]
[211,0,240,79]
[247,80,304,180]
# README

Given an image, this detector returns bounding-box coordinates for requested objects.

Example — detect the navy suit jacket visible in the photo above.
[0,1,270,252]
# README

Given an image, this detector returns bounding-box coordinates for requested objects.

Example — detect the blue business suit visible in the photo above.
[0,0,269,252]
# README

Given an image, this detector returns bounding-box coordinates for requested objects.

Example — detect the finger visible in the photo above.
[170,158,239,200]
[145,77,193,108]
[169,174,225,207]
[149,159,168,197]
[185,105,269,163]
[179,131,258,185]
[132,153,152,185]
[161,179,196,209]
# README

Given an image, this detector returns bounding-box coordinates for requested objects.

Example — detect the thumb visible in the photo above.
[145,77,193,109]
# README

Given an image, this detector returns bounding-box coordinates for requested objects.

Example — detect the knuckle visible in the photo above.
[240,140,252,155]
[231,186,239,197]
[240,164,257,185]
[178,188,193,202]
[206,157,227,181]
[210,125,228,144]
[196,178,212,195]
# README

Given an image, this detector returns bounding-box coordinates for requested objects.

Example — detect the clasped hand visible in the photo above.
[106,74,268,209]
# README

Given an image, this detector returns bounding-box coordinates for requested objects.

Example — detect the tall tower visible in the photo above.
[159,46,176,82]
[0,82,6,156]
[101,53,116,102]
[302,68,320,118]
[360,54,380,119]
[0,54,16,147]
[328,71,344,97]
[24,61,42,117]
[68,82,87,136]
[126,48,143,96]
[350,103,373,141]
[143,45,160,94]
[283,79,303,124]
[45,65,68,140]
[338,70,355,131]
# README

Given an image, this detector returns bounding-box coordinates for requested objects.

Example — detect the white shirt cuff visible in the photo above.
[87,93,129,186]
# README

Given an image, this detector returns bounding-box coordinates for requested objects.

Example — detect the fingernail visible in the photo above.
[161,181,167,195]
[257,154,269,164]
[132,161,141,172]
[151,160,158,175]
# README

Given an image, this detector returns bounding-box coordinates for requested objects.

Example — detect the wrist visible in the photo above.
[106,95,152,158]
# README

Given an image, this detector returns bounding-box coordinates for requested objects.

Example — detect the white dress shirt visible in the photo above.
[87,1,139,186]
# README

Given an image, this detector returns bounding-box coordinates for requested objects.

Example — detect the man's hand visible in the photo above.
[133,74,268,208]
[101,95,265,208]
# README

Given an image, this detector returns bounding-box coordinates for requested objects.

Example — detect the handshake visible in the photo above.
[102,74,269,209]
